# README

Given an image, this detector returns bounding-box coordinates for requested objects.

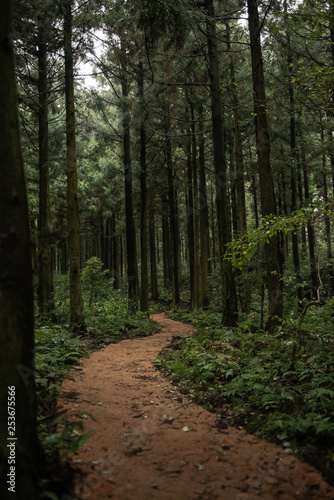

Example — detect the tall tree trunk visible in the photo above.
[166,105,180,306]
[229,142,238,237]
[247,0,283,330]
[110,214,120,289]
[0,2,44,497]
[301,144,318,297]
[37,21,54,318]
[120,42,138,312]
[227,23,247,236]
[285,0,303,301]
[198,104,210,302]
[161,193,171,287]
[139,63,149,312]
[205,0,237,326]
[190,104,202,309]
[64,0,84,330]
[149,197,159,300]
[186,130,195,308]
[297,152,307,249]
[320,118,334,292]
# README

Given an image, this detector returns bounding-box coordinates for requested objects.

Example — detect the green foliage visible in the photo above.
[156,307,334,473]
[35,324,87,398]
[84,298,160,346]
[225,204,329,270]
[38,413,95,462]
[82,257,110,306]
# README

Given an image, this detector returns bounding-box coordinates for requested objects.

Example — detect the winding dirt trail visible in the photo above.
[59,313,334,500]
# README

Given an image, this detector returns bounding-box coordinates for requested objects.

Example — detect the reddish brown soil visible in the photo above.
[59,313,334,500]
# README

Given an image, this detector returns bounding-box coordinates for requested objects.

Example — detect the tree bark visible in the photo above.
[205,0,237,326]
[198,104,210,302]
[37,21,54,318]
[166,105,180,306]
[190,104,202,309]
[285,0,303,301]
[161,193,171,287]
[247,0,283,330]
[0,2,43,497]
[139,63,149,312]
[320,118,334,292]
[186,129,195,308]
[301,145,318,297]
[149,198,159,300]
[120,41,138,311]
[64,0,84,330]
[227,23,247,237]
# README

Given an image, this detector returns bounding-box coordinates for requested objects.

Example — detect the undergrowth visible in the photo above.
[155,303,334,485]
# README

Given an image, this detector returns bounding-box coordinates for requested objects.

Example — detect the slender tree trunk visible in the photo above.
[64,0,84,330]
[301,145,318,297]
[37,21,54,318]
[166,105,180,306]
[247,0,283,330]
[0,3,44,497]
[227,22,247,236]
[320,118,334,292]
[149,197,159,300]
[198,104,210,303]
[110,214,119,289]
[161,193,171,287]
[190,104,202,309]
[186,130,195,308]
[120,42,138,311]
[139,63,149,312]
[210,181,216,270]
[297,152,307,248]
[285,0,303,301]
[229,142,238,236]
[205,0,237,326]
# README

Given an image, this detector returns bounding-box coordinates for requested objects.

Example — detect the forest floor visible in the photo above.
[59,313,334,500]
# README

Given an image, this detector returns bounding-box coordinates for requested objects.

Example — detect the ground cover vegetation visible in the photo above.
[156,301,334,485]
[1,0,334,497]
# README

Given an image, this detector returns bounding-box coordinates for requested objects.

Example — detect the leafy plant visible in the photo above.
[156,307,334,482]
[82,257,110,306]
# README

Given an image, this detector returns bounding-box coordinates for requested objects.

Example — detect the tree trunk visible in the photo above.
[166,104,180,306]
[149,198,159,300]
[205,0,237,326]
[64,0,84,330]
[186,130,195,308]
[190,104,202,309]
[320,118,334,293]
[301,144,318,297]
[198,104,210,302]
[227,23,247,237]
[120,42,138,312]
[161,193,171,287]
[37,21,54,318]
[0,3,44,497]
[285,0,303,301]
[247,0,283,330]
[138,63,149,312]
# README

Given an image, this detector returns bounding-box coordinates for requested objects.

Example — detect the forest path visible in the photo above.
[60,313,334,500]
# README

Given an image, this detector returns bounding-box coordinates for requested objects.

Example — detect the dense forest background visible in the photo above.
[14,0,334,327]
[1,0,334,498]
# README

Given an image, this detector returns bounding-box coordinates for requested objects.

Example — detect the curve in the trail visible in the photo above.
[59,313,334,500]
